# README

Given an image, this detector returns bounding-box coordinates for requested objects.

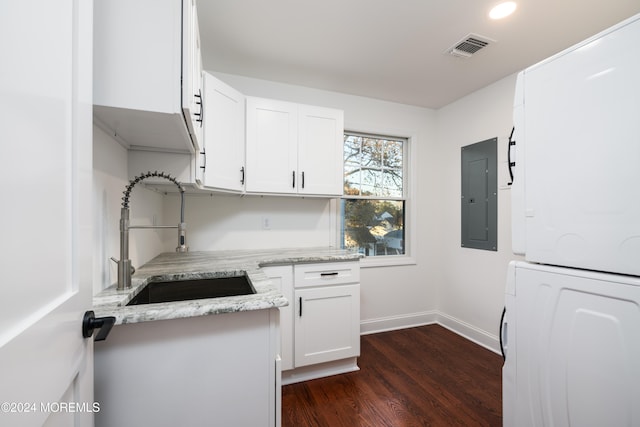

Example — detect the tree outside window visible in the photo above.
[341,133,406,256]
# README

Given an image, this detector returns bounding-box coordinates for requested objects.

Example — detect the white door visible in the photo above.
[0,0,94,426]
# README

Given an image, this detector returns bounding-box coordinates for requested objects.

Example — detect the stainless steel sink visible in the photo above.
[126,274,256,306]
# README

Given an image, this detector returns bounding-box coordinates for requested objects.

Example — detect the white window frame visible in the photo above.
[336,127,417,268]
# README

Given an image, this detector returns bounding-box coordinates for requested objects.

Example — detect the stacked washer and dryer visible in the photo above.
[502,13,640,427]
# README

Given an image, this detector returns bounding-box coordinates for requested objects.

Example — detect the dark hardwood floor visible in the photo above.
[282,324,502,427]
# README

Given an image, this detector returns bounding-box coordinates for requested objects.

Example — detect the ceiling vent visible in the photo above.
[446,34,495,58]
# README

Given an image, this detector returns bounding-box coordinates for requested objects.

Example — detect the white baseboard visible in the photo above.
[282,357,360,385]
[360,310,438,335]
[360,310,501,355]
[435,312,501,355]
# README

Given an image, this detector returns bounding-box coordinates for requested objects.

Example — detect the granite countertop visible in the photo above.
[93,247,362,325]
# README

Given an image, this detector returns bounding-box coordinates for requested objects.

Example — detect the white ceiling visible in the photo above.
[196,0,640,109]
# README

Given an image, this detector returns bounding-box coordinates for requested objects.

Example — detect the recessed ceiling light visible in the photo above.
[489,2,517,20]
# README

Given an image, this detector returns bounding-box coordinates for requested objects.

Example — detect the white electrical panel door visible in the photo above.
[504,262,640,427]
[512,14,640,276]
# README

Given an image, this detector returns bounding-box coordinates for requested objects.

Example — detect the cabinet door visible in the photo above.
[201,72,245,192]
[246,97,298,194]
[298,105,344,196]
[262,265,294,371]
[295,284,360,367]
[93,0,195,152]
[94,0,180,113]
[182,0,203,150]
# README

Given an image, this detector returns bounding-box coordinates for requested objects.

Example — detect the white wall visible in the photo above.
[434,74,523,347]
[162,194,336,251]
[93,126,167,294]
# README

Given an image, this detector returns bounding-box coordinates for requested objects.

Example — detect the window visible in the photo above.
[341,132,407,257]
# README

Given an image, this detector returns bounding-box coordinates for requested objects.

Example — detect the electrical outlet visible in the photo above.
[261,216,271,230]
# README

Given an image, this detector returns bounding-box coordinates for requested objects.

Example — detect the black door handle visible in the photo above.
[82,310,116,342]
[499,307,506,361]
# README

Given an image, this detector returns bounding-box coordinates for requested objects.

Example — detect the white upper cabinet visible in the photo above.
[245,97,299,194]
[245,97,344,196]
[94,0,203,153]
[199,72,246,192]
[298,105,344,196]
[184,0,204,149]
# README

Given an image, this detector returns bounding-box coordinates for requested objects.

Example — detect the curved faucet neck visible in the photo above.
[122,170,185,208]
[117,172,188,290]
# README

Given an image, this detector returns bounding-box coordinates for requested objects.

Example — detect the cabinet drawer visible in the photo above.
[294,262,359,288]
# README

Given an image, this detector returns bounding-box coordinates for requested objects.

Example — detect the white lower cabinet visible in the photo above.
[295,284,360,367]
[94,309,280,427]
[262,265,294,371]
[264,261,360,384]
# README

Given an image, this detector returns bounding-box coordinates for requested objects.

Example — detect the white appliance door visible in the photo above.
[503,261,640,427]
[0,0,94,425]
[512,14,640,276]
